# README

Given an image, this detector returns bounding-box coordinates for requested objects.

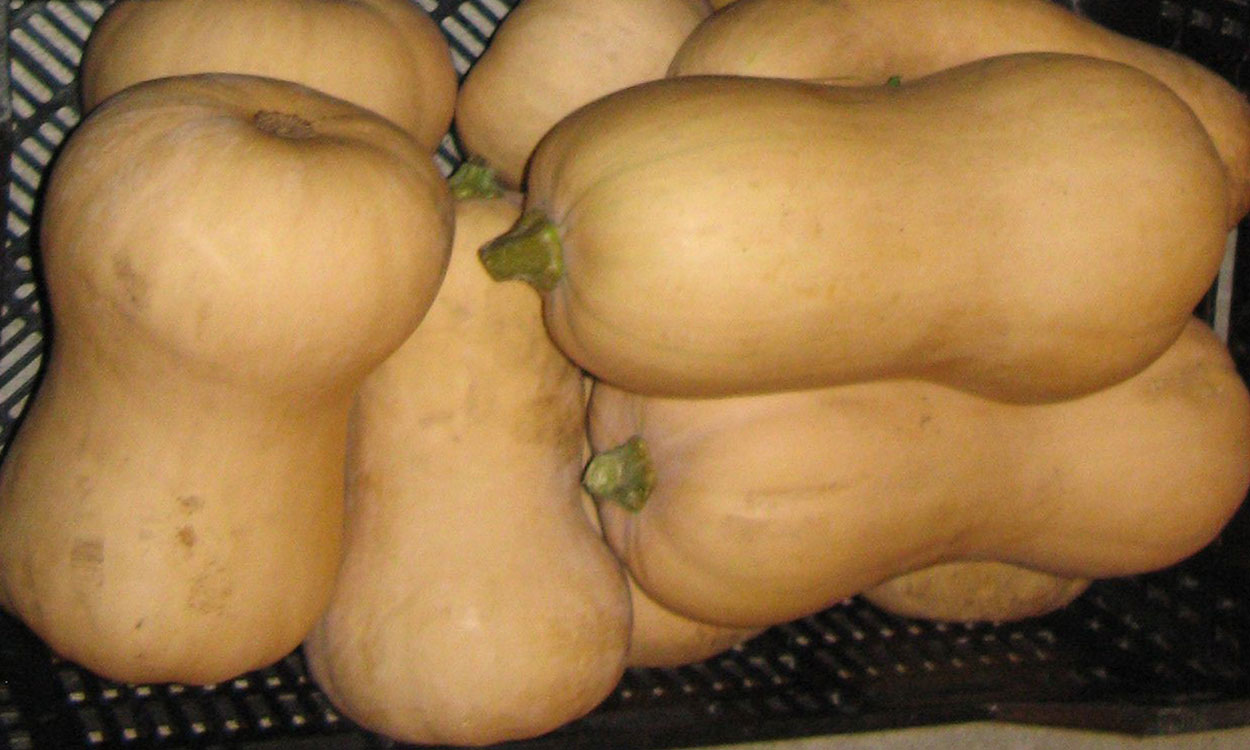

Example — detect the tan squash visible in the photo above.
[0,73,453,685]
[302,169,631,747]
[627,572,763,667]
[454,0,711,188]
[668,0,1250,226]
[80,0,457,150]
[482,55,1228,401]
[583,319,1250,628]
[576,362,760,670]
[862,561,1091,624]
[578,486,761,669]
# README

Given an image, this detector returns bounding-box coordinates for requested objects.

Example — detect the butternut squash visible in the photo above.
[584,319,1250,628]
[454,0,711,188]
[578,488,760,668]
[627,572,762,667]
[80,0,457,151]
[302,168,631,747]
[0,73,453,685]
[669,0,1250,226]
[482,55,1228,401]
[862,561,1091,624]
[576,357,760,670]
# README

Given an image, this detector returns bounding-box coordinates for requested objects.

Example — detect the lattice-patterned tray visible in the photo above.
[2,2,1249,749]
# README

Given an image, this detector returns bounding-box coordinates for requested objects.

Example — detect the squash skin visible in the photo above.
[302,194,631,747]
[0,74,453,685]
[862,561,1091,624]
[588,319,1250,628]
[513,55,1228,401]
[578,487,760,668]
[80,0,457,151]
[454,0,711,188]
[626,572,762,667]
[669,0,1250,227]
[576,379,758,670]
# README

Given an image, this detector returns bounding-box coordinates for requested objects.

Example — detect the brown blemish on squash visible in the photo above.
[178,494,204,513]
[70,538,104,590]
[253,110,317,139]
[112,255,149,311]
[177,525,197,549]
[70,538,104,566]
[187,562,231,614]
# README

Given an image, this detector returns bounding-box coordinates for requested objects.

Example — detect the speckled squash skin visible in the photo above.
[862,561,1092,623]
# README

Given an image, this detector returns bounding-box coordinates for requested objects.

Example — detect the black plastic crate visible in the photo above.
[1,1,1249,748]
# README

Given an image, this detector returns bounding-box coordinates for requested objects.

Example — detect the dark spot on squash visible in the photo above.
[70,538,104,566]
[70,538,104,589]
[178,494,204,513]
[187,563,231,614]
[177,525,197,548]
[112,255,149,311]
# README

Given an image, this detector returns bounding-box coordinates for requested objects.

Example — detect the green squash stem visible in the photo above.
[477,209,564,291]
[448,158,504,200]
[582,435,656,512]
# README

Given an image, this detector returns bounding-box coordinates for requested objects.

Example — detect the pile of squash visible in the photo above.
[0,0,1248,745]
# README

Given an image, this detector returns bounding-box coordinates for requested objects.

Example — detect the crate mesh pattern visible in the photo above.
[2,1,1250,749]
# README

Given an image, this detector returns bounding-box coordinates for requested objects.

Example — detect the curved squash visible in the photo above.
[80,0,457,150]
[0,74,453,685]
[578,488,760,668]
[576,374,759,670]
[483,55,1228,401]
[455,0,710,188]
[584,319,1250,628]
[862,561,1091,624]
[302,172,631,746]
[669,0,1250,226]
[627,572,762,667]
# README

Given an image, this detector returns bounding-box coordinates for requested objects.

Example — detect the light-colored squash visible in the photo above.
[578,487,760,669]
[862,561,1091,624]
[577,362,759,670]
[0,73,453,685]
[454,0,711,188]
[481,55,1228,401]
[669,0,1250,226]
[302,170,631,747]
[80,0,457,151]
[583,319,1250,628]
[626,572,762,667]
